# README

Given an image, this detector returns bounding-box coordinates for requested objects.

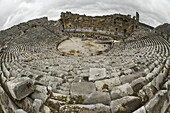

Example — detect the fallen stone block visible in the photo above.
[31,85,48,103]
[145,90,169,113]
[6,77,35,100]
[36,75,64,86]
[111,83,134,100]
[120,72,145,84]
[33,99,43,113]
[130,77,147,92]
[89,68,107,81]
[138,83,157,103]
[1,62,10,79]
[123,69,133,75]
[151,67,168,90]
[16,97,34,113]
[95,77,121,91]
[70,82,96,97]
[0,86,19,113]
[110,96,142,113]
[40,105,51,113]
[145,72,156,81]
[83,91,111,105]
[152,64,163,75]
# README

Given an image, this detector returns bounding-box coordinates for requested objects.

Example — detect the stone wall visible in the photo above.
[60,11,139,39]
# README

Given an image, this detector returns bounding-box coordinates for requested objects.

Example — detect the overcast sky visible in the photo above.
[0,0,170,30]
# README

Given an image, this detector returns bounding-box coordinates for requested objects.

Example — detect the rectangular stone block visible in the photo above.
[89,68,107,81]
[6,77,35,100]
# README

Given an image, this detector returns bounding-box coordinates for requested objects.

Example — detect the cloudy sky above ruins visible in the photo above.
[0,0,170,30]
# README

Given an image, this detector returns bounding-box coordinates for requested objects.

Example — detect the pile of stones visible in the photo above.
[0,17,169,113]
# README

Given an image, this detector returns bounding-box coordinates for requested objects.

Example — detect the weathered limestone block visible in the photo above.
[152,64,163,75]
[16,97,34,113]
[145,90,169,113]
[70,82,96,97]
[110,70,121,77]
[83,91,111,105]
[44,76,64,84]
[6,77,35,100]
[110,96,142,113]
[41,105,51,113]
[144,68,150,74]
[163,80,170,90]
[165,58,170,67]
[33,99,43,113]
[151,67,168,90]
[1,62,10,78]
[89,68,107,81]
[31,85,48,103]
[145,72,156,81]
[111,83,134,100]
[138,83,157,102]
[130,77,147,92]
[132,106,146,113]
[73,76,84,82]
[48,82,61,93]
[0,72,7,84]
[59,104,111,113]
[39,75,64,93]
[148,63,155,71]
[0,86,18,113]
[154,60,159,65]
[120,72,145,84]
[95,77,121,91]
[123,69,133,75]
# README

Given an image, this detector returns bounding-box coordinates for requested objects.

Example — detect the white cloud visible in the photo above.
[0,0,170,30]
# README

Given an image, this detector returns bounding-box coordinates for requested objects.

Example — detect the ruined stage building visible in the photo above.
[60,11,140,39]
